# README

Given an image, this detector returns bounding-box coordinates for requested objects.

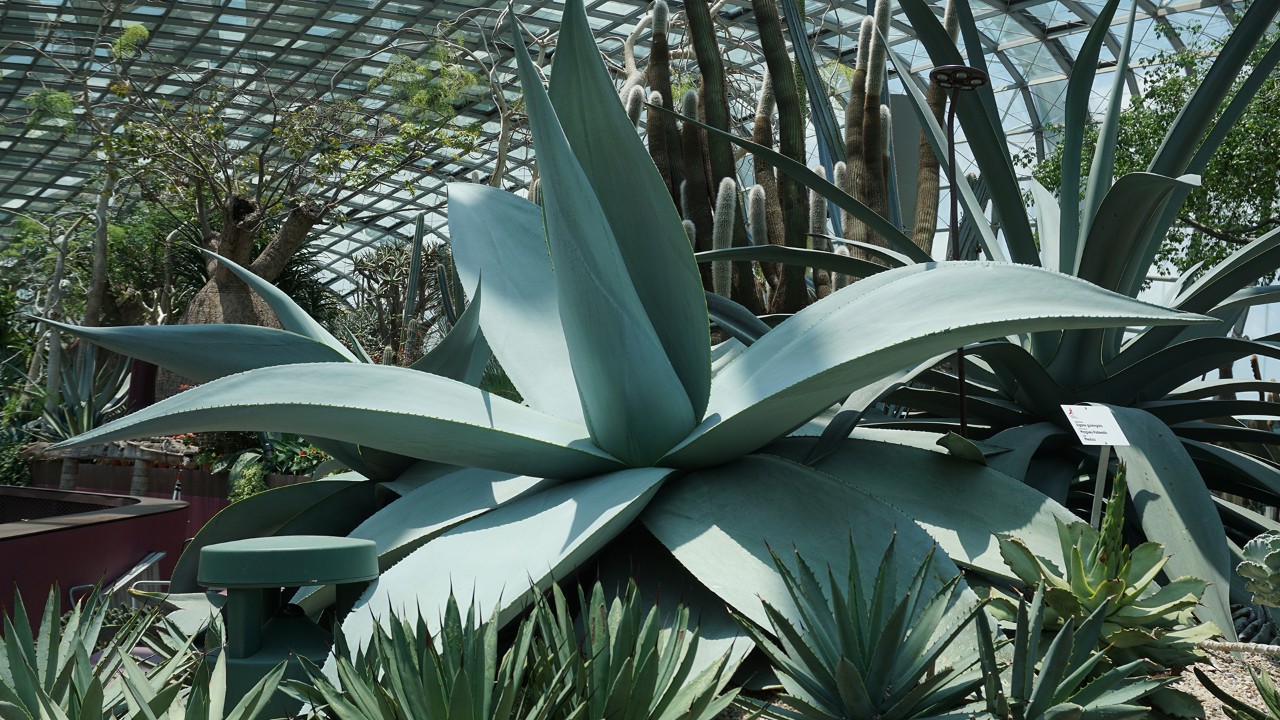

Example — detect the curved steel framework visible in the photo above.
[0,0,1248,291]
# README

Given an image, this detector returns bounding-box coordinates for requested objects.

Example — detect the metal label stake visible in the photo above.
[1061,404,1130,528]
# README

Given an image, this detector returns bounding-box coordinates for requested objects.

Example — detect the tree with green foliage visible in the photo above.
[1028,26,1280,275]
[117,48,480,334]
[4,7,164,329]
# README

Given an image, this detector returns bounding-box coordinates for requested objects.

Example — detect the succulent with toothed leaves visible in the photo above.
[667,0,1280,642]
[50,0,1212,669]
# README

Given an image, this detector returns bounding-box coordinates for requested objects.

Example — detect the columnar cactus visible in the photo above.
[711,177,736,298]
[911,0,960,253]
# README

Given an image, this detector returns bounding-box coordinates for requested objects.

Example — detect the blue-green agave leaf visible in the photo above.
[408,282,490,385]
[1081,0,1139,236]
[39,320,349,383]
[548,0,711,419]
[343,467,558,570]
[1029,180,1062,273]
[199,249,356,362]
[642,454,972,629]
[1103,405,1234,638]
[52,363,623,478]
[1078,173,1202,295]
[1056,0,1122,262]
[697,245,888,279]
[774,437,1076,580]
[447,184,584,424]
[342,467,670,651]
[1148,3,1279,179]
[1116,226,1280,369]
[512,13,697,465]
[1049,173,1202,387]
[662,263,1209,469]
[705,292,772,347]
[1095,337,1280,403]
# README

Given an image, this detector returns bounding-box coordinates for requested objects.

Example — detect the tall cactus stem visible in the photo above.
[831,161,852,290]
[679,88,715,288]
[751,71,783,290]
[712,177,737,297]
[752,0,809,314]
[683,219,697,248]
[619,11,654,100]
[748,184,768,246]
[809,165,832,299]
[844,17,873,257]
[646,0,683,204]
[860,0,891,250]
[686,0,763,312]
[625,85,645,127]
[912,0,961,253]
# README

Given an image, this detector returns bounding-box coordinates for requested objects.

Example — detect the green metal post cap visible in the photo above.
[198,535,378,588]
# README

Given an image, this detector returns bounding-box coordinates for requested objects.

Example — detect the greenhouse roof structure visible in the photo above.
[0,0,1249,290]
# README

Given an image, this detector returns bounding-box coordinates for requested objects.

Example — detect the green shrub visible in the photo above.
[0,434,29,486]
[227,455,267,503]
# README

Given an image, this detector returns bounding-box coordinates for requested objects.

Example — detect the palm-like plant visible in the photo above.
[680,0,1280,638]
[51,0,1206,663]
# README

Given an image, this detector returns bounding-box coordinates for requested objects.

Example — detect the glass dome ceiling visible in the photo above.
[0,0,1250,293]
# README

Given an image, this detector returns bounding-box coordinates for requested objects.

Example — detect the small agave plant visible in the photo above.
[733,538,987,720]
[989,467,1218,669]
[51,0,1207,663]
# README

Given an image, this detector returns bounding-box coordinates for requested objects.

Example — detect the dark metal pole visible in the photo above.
[929,65,988,439]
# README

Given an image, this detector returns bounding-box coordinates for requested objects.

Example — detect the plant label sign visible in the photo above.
[1061,405,1129,446]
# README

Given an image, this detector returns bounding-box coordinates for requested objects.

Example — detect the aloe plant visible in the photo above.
[734,538,986,720]
[674,0,1280,640]
[977,590,1168,720]
[51,0,1209,668]
[989,467,1217,669]
[1241,531,1280,608]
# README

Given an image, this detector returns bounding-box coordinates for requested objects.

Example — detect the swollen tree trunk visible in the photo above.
[159,196,320,396]
[249,201,325,281]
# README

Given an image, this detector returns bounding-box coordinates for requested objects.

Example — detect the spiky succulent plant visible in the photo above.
[668,0,1280,640]
[50,0,1207,664]
[989,467,1217,669]
[734,538,986,720]
[978,590,1169,720]
[1241,531,1280,608]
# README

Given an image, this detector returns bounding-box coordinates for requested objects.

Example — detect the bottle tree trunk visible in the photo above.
[158,196,323,397]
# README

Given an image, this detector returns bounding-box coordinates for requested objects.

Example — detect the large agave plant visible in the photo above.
[52,0,1206,663]
[680,0,1280,638]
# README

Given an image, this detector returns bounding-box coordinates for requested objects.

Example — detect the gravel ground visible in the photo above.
[713,649,1280,719]
[1173,647,1279,719]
